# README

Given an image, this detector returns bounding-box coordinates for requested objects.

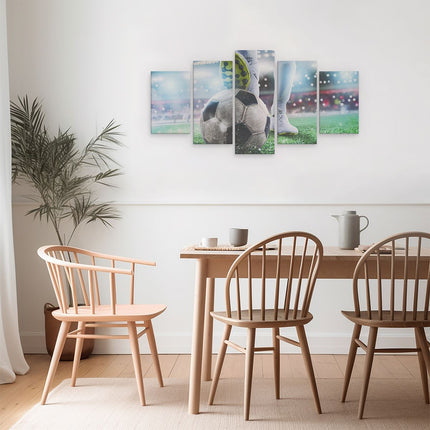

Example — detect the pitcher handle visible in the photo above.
[360,215,369,232]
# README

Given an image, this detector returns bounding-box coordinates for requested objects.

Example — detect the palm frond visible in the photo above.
[85,202,121,226]
[81,119,124,169]
[94,169,122,185]
[70,196,120,228]
[10,96,48,183]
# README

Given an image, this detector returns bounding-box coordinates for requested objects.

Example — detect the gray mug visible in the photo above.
[229,228,248,247]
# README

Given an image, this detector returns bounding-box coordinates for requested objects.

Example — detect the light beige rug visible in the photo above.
[12,377,430,429]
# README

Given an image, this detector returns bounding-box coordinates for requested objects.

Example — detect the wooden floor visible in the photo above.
[0,353,424,429]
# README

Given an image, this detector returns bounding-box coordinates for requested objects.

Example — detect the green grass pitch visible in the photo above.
[319,112,359,134]
[152,123,190,134]
[278,115,317,145]
[193,123,205,144]
[258,131,275,154]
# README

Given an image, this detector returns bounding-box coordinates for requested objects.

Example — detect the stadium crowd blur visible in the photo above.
[151,102,190,124]
[319,71,359,113]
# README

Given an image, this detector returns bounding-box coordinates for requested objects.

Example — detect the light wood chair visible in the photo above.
[341,232,430,419]
[37,245,167,406]
[208,231,324,420]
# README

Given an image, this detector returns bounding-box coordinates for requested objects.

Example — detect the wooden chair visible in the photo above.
[208,231,324,420]
[341,232,430,419]
[37,245,167,406]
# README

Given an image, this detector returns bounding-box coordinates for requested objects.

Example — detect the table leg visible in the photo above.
[188,258,207,414]
[202,277,215,381]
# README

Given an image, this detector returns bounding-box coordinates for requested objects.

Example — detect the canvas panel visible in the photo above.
[151,71,191,134]
[234,50,275,154]
[277,61,317,144]
[319,71,359,134]
[193,61,233,144]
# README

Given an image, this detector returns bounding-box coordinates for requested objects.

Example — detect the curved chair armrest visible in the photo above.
[38,247,132,275]
[114,256,156,267]
[38,245,156,271]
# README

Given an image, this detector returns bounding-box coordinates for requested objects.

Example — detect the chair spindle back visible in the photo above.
[38,245,155,315]
[224,232,323,321]
[352,232,430,321]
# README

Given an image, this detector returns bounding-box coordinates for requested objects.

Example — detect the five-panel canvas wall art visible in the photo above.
[151,50,359,154]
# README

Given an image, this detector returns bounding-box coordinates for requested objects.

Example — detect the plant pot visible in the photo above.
[44,303,95,361]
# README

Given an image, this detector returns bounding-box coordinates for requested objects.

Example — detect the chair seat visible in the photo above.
[342,310,430,328]
[211,309,313,328]
[53,304,167,322]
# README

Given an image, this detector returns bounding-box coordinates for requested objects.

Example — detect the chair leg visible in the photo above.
[208,324,232,405]
[415,327,430,371]
[71,321,86,387]
[244,327,256,421]
[358,326,378,419]
[272,327,280,399]
[341,323,362,402]
[146,320,164,387]
[41,321,71,405]
[296,325,322,414]
[414,327,429,404]
[127,321,146,406]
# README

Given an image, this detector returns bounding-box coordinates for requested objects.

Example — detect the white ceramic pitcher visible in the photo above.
[331,210,369,249]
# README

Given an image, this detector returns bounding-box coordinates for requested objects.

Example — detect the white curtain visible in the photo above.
[0,0,29,384]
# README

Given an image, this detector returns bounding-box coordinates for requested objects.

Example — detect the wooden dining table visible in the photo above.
[180,244,368,415]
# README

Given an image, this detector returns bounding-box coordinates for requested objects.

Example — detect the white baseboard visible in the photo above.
[20,332,46,353]
[21,329,426,355]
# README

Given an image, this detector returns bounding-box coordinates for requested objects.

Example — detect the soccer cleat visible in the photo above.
[220,61,233,90]
[277,113,298,135]
[235,52,251,91]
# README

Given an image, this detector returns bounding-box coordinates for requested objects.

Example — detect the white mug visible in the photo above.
[200,237,218,247]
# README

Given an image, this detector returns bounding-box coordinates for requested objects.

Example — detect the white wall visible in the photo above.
[6,0,430,354]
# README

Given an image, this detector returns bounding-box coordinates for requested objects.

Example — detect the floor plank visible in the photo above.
[313,354,344,379]
[144,354,178,379]
[168,354,190,378]
[396,355,422,378]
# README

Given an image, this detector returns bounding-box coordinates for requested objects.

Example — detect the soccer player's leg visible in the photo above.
[277,61,298,135]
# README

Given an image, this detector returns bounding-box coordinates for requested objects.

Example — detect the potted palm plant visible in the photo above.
[10,96,124,359]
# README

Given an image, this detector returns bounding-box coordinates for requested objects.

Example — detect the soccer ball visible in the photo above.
[199,89,233,144]
[199,89,270,150]
[235,89,270,153]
